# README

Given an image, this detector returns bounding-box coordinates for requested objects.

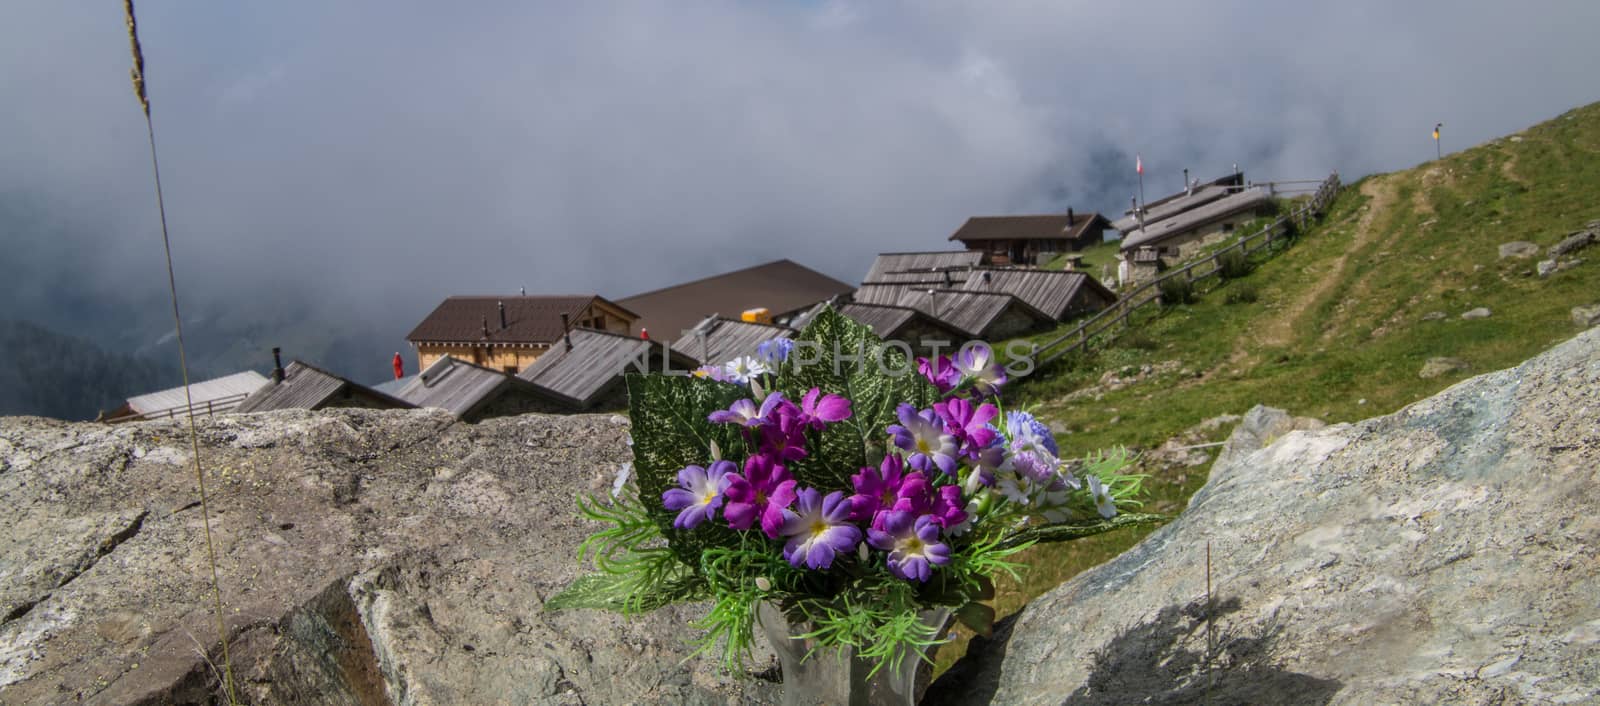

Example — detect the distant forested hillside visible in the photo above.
[0,320,173,421]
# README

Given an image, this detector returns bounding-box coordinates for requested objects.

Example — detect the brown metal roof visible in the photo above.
[862,251,983,282]
[618,259,853,344]
[518,328,698,409]
[236,361,413,413]
[947,212,1110,244]
[407,295,635,345]
[959,268,1115,321]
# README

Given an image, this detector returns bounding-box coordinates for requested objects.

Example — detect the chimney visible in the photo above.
[1067,207,1075,224]
[497,300,507,330]
[271,347,284,382]
[519,286,526,296]
[560,313,572,351]
[481,316,490,339]
[1184,168,1191,196]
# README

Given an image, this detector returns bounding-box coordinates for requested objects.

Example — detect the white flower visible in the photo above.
[1089,475,1117,519]
[755,576,772,592]
[723,356,771,384]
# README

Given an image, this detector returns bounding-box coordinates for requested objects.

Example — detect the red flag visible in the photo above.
[393,352,404,379]
[1136,154,1143,175]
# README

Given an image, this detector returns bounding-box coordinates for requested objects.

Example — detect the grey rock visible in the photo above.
[0,410,779,705]
[933,327,1600,706]
[1213,406,1323,470]
[1548,229,1598,258]
[1418,356,1471,379]
[1538,259,1559,278]
[1420,311,1448,322]
[1497,241,1539,259]
[1575,304,1600,328]
[1460,307,1492,320]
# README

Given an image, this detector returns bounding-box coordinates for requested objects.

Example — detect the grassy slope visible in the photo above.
[936,100,1600,672]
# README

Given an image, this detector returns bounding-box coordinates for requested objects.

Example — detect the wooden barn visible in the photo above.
[104,370,270,423]
[236,361,413,414]
[517,328,699,411]
[391,356,553,421]
[676,316,794,365]
[1118,186,1276,262]
[947,209,1112,266]
[406,295,638,376]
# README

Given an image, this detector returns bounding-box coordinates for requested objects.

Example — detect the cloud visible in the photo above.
[2,1,1597,361]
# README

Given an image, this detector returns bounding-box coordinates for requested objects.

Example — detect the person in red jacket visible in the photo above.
[393,352,404,379]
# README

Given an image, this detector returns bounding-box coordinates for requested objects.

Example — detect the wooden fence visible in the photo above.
[1034,172,1342,366]
[102,392,251,424]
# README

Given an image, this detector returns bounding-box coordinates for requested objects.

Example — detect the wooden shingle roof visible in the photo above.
[518,329,697,409]
[677,317,795,365]
[236,362,412,413]
[959,268,1116,321]
[1110,172,1247,232]
[1120,187,1274,251]
[617,259,854,343]
[862,251,983,283]
[393,356,540,419]
[407,295,634,345]
[854,286,1050,338]
[947,212,1110,244]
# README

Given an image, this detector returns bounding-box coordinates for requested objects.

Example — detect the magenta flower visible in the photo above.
[798,387,852,428]
[891,473,968,528]
[758,412,810,463]
[867,511,951,582]
[917,355,959,393]
[779,489,861,570]
[887,403,960,476]
[848,454,908,523]
[708,392,789,428]
[723,454,798,539]
[934,398,998,454]
[954,343,1007,396]
[661,460,735,529]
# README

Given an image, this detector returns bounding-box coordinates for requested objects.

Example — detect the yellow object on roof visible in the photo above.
[741,308,772,324]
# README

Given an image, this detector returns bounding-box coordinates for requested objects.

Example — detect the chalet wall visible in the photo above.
[417,345,551,375]
[982,307,1044,340]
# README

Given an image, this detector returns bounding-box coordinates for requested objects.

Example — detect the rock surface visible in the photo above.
[1497,241,1539,259]
[932,327,1600,705]
[1460,307,1492,320]
[1575,304,1600,328]
[1417,356,1471,379]
[0,410,778,705]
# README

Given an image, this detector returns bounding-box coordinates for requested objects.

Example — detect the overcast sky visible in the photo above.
[3,1,1598,345]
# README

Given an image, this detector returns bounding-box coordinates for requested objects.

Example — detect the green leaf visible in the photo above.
[996,513,1168,550]
[625,372,749,564]
[545,569,704,614]
[776,305,936,489]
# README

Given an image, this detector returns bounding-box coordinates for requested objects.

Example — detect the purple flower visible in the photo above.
[757,337,795,364]
[758,412,810,463]
[723,454,798,539]
[848,454,908,522]
[1005,411,1060,456]
[693,365,731,382]
[867,512,951,582]
[963,439,1005,494]
[887,403,960,476]
[798,387,852,428]
[708,392,789,428]
[780,489,861,570]
[917,355,959,393]
[1005,411,1060,481]
[934,398,998,454]
[889,472,969,528]
[661,460,735,529]
[954,343,1008,395]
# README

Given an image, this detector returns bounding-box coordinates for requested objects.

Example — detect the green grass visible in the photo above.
[933,100,1600,675]
[1042,240,1122,276]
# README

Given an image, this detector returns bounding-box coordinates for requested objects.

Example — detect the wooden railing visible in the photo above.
[102,391,251,424]
[1034,172,1342,366]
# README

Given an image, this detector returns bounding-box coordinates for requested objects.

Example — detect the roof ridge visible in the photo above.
[619,259,840,301]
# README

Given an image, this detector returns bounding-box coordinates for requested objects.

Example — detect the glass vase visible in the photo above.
[757,602,952,706]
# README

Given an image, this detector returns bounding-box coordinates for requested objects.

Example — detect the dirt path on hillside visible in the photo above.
[1252,176,1398,349]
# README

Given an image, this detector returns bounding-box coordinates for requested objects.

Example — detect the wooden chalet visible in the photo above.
[1119,186,1276,261]
[836,302,965,348]
[617,259,854,343]
[406,295,638,376]
[1110,171,1247,233]
[861,251,983,284]
[517,328,699,411]
[392,356,552,421]
[236,361,414,414]
[947,209,1111,266]
[677,316,794,365]
[852,285,1053,339]
[104,370,270,423]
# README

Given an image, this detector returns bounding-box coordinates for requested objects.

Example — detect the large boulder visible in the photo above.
[0,410,778,705]
[934,327,1600,705]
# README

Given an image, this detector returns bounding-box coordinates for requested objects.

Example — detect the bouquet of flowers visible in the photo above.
[548,306,1158,679]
